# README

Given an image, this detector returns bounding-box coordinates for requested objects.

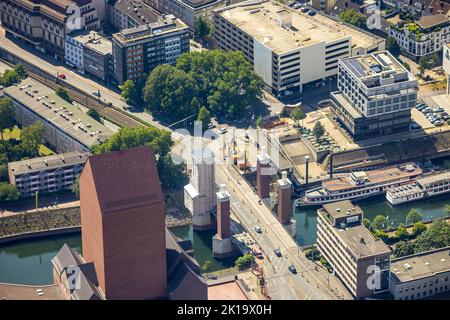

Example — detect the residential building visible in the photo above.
[55,146,207,300]
[390,247,450,300]
[112,14,189,84]
[388,14,450,61]
[144,0,228,31]
[0,0,104,60]
[65,29,112,81]
[4,78,113,153]
[108,0,160,30]
[331,51,418,140]
[442,42,450,94]
[213,0,385,97]
[317,200,392,298]
[8,151,89,197]
[382,0,450,17]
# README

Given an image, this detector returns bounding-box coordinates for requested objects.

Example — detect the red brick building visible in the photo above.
[79,146,167,300]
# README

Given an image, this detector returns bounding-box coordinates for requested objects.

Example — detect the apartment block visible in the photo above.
[112,14,189,84]
[388,14,450,61]
[8,151,89,197]
[383,0,450,17]
[390,247,450,300]
[213,0,385,97]
[442,42,450,94]
[144,0,228,31]
[317,200,391,298]
[4,78,113,153]
[108,0,160,30]
[331,51,418,140]
[0,0,103,60]
[65,29,112,82]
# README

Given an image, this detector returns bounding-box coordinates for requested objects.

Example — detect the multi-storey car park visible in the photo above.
[4,77,113,153]
[8,151,89,197]
[213,0,385,97]
[112,14,190,84]
[331,51,418,140]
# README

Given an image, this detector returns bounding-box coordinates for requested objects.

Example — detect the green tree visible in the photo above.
[412,221,427,236]
[120,80,139,104]
[372,215,387,230]
[87,109,102,123]
[20,122,44,158]
[1,69,20,87]
[339,9,367,28]
[373,229,389,242]
[144,65,198,119]
[55,87,73,103]
[386,37,401,57]
[415,220,450,252]
[197,106,211,132]
[418,57,429,78]
[363,218,373,231]
[14,64,28,79]
[157,153,188,190]
[305,248,321,261]
[406,208,422,225]
[0,98,16,141]
[235,254,256,270]
[395,224,409,240]
[312,121,325,140]
[256,115,265,128]
[0,164,8,182]
[394,240,415,258]
[71,175,80,198]
[201,260,212,273]
[290,106,306,127]
[194,17,210,40]
[0,182,20,202]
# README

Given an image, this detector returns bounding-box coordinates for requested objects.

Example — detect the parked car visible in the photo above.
[218,127,228,134]
[434,120,444,126]
[207,123,215,129]
[254,225,262,233]
[422,107,431,113]
[274,249,282,257]
[433,106,444,113]
[308,10,316,16]
[293,3,301,8]
[417,104,426,111]
[301,7,310,12]
[410,122,421,130]
[288,264,297,274]
[57,73,66,79]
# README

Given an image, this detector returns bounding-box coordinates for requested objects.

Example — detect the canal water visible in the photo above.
[294,193,450,247]
[0,227,236,285]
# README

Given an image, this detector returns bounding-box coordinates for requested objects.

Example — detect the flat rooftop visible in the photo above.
[322,200,363,220]
[417,171,450,186]
[416,14,449,29]
[8,151,90,175]
[4,78,113,148]
[216,0,382,54]
[113,0,160,25]
[69,30,112,55]
[335,223,391,259]
[391,247,450,283]
[340,51,408,79]
[322,164,422,192]
[208,281,248,300]
[0,283,65,300]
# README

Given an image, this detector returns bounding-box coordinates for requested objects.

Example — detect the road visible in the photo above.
[215,162,352,300]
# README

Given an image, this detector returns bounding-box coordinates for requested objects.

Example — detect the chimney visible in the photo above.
[277,171,292,225]
[216,185,231,240]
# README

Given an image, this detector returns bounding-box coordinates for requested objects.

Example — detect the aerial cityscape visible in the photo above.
[1,0,450,304]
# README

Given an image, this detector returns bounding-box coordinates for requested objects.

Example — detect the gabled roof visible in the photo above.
[82,146,164,214]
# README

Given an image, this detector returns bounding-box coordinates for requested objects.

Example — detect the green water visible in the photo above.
[0,234,81,285]
[0,226,237,285]
[294,193,450,247]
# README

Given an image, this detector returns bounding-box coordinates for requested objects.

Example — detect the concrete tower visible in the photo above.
[184,148,215,230]
[277,171,296,236]
[256,153,272,200]
[212,185,234,258]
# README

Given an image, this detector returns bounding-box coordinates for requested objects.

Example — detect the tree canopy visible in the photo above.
[339,9,367,28]
[120,80,140,105]
[0,98,16,140]
[144,50,263,121]
[55,87,73,103]
[312,121,325,140]
[256,115,265,128]
[372,215,387,230]
[87,109,102,123]
[194,17,210,40]
[406,208,422,225]
[386,37,401,57]
[20,122,44,158]
[0,182,20,203]
[197,106,211,132]
[290,106,306,126]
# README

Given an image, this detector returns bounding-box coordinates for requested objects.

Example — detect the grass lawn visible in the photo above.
[2,126,54,156]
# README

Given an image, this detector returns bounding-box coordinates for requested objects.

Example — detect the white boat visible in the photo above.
[386,171,450,205]
[296,163,422,207]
